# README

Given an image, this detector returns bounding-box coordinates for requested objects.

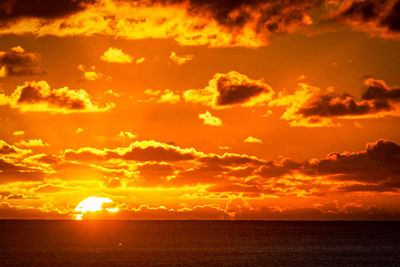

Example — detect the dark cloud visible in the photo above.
[6,80,113,113]
[299,78,400,118]
[338,0,387,22]
[0,47,43,77]
[16,83,85,109]
[304,139,400,191]
[170,162,228,186]
[233,205,400,220]
[184,71,274,107]
[275,78,400,127]
[362,78,400,101]
[0,0,322,34]
[148,0,322,32]
[256,159,300,178]
[0,156,47,183]
[0,158,24,171]
[0,0,326,47]
[216,74,269,106]
[338,184,395,192]
[0,0,96,21]
[60,138,400,194]
[297,94,386,117]
[136,163,175,186]
[381,0,400,32]
[119,146,195,162]
[334,0,400,38]
[0,202,67,219]
[0,143,16,154]
[103,204,231,220]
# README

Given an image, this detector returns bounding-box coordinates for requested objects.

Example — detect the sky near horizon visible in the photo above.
[1,0,400,220]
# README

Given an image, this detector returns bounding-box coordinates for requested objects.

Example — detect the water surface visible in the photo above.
[0,220,399,266]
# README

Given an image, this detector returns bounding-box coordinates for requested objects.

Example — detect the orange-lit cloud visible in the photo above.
[0,80,114,113]
[244,136,263,143]
[100,47,133,63]
[198,111,223,126]
[78,64,103,80]
[15,139,49,147]
[12,131,25,136]
[170,51,194,65]
[104,89,122,98]
[136,57,145,64]
[118,131,137,140]
[143,89,181,104]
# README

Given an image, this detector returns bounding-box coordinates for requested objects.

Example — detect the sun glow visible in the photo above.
[74,196,119,220]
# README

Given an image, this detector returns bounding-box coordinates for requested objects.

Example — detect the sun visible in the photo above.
[74,196,119,220]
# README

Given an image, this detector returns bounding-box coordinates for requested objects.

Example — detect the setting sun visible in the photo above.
[74,197,119,220]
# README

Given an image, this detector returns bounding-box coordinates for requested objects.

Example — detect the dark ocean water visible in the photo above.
[0,221,399,266]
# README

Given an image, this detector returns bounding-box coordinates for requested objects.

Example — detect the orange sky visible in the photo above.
[1,0,400,220]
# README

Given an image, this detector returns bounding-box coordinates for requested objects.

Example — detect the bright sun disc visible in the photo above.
[74,196,119,220]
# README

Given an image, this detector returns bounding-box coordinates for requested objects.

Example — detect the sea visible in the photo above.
[0,220,399,266]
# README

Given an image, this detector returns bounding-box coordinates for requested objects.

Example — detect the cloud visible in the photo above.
[136,57,145,64]
[1,136,400,220]
[33,183,72,194]
[0,0,322,47]
[332,0,400,39]
[143,89,181,104]
[58,138,400,194]
[15,139,49,147]
[184,71,274,108]
[198,111,223,126]
[100,47,133,63]
[0,46,43,77]
[117,141,199,161]
[0,202,68,219]
[243,136,263,143]
[0,141,49,182]
[136,162,175,186]
[170,51,194,65]
[79,204,230,220]
[1,200,399,220]
[270,79,400,127]
[0,92,9,105]
[64,140,202,162]
[77,64,103,80]
[0,0,96,21]
[0,80,114,113]
[118,131,137,140]
[104,89,122,98]
[304,139,400,185]
[199,152,265,166]
[12,130,24,136]
[0,140,31,155]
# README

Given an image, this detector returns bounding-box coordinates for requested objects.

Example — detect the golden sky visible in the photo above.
[1,0,400,220]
